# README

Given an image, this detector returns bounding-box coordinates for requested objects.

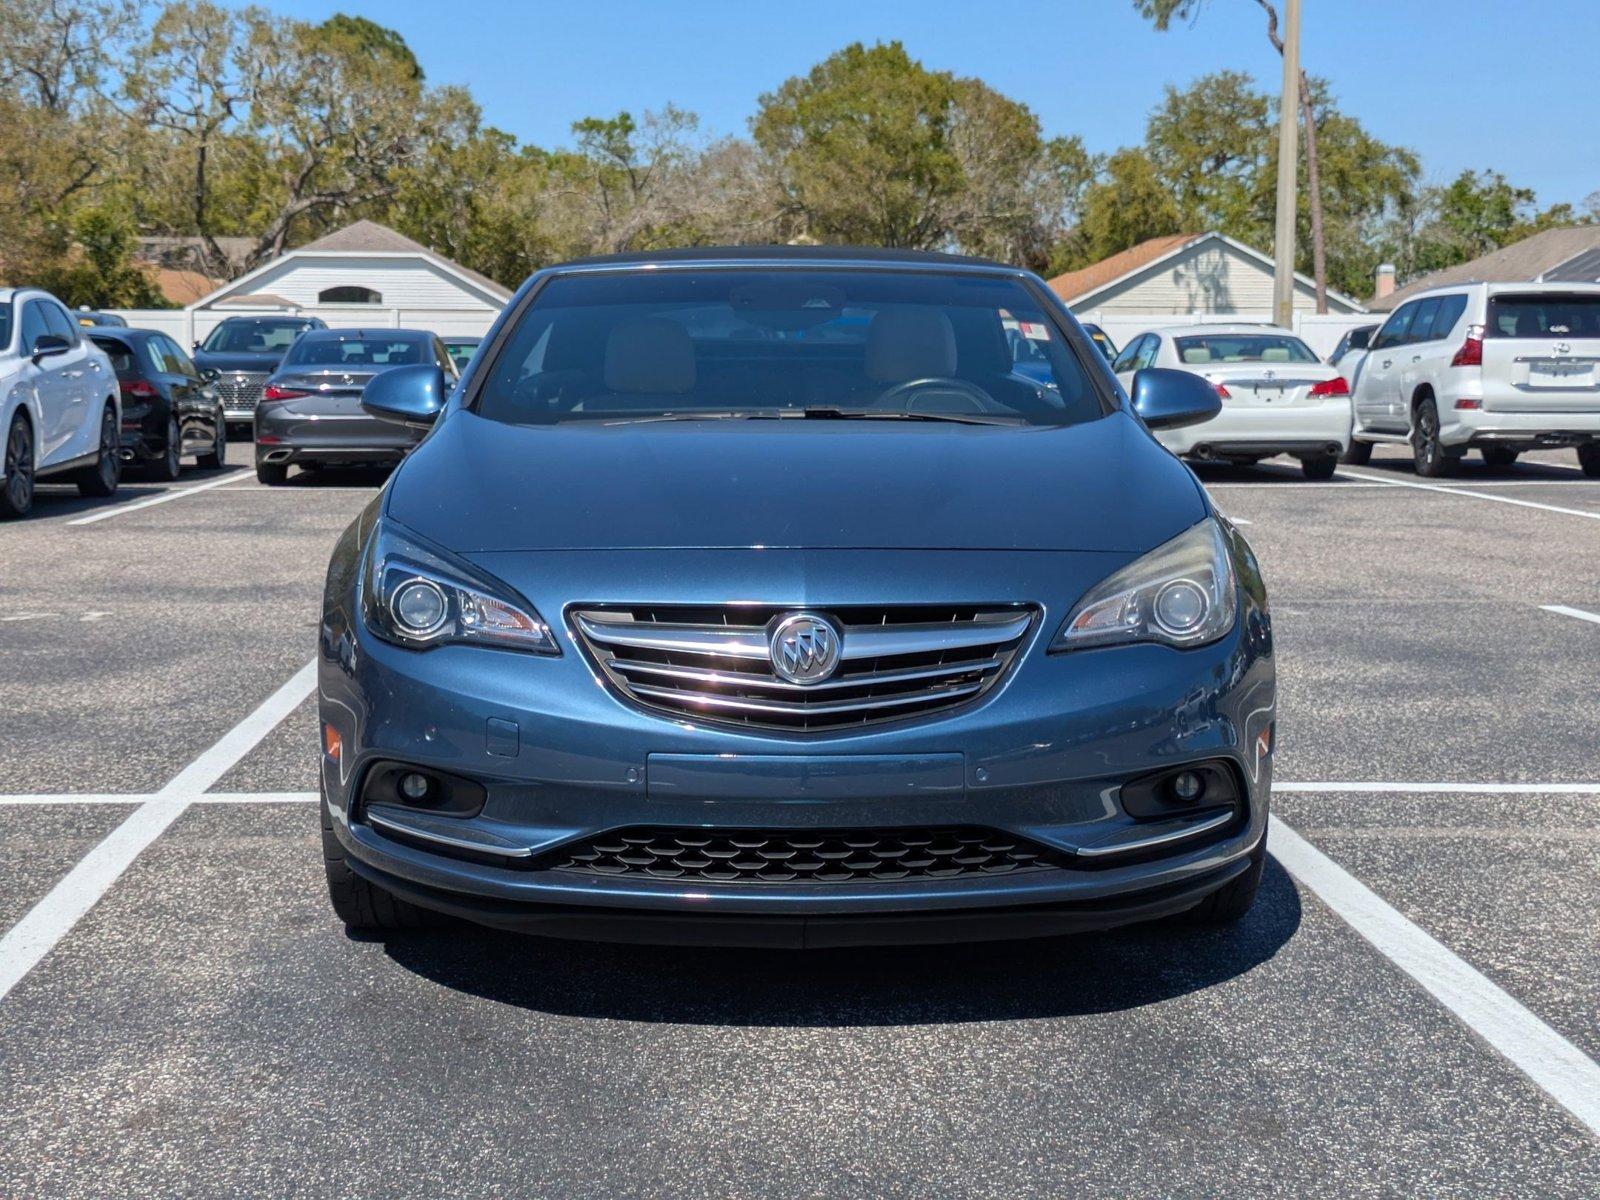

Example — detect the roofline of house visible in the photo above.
[1063,231,1367,314]
[188,248,511,310]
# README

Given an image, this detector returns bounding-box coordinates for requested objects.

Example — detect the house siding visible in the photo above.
[1082,242,1359,314]
[217,255,499,310]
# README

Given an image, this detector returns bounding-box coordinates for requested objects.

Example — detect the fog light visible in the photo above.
[398,772,433,802]
[1171,771,1205,804]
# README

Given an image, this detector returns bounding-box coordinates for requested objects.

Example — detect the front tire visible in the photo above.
[1578,443,1600,477]
[1410,397,1453,478]
[0,413,35,519]
[1301,454,1337,480]
[1184,835,1266,925]
[321,799,443,932]
[1340,438,1373,465]
[256,460,288,486]
[75,405,121,497]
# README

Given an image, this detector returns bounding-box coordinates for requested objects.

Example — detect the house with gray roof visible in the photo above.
[1372,225,1600,311]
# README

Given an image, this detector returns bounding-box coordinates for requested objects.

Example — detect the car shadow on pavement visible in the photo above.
[272,465,394,488]
[378,858,1302,1026]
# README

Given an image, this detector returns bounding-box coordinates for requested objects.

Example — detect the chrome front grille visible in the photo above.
[571,603,1036,730]
[546,826,1064,883]
[215,371,268,414]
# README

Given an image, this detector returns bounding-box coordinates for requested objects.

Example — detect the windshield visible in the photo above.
[475,269,1104,427]
[1174,333,1318,365]
[284,334,428,368]
[201,319,314,354]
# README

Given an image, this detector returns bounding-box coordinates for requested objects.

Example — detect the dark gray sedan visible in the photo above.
[253,328,458,484]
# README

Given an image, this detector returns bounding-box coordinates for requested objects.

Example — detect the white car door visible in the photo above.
[41,302,103,461]
[17,300,76,466]
[1395,296,1443,423]
[1357,305,1413,432]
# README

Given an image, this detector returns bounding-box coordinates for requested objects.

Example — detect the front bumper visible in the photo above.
[318,545,1275,942]
[1156,399,1352,458]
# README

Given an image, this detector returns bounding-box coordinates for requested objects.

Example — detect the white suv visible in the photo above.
[0,288,122,517]
[1345,282,1600,476]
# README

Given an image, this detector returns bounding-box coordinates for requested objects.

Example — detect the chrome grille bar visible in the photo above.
[571,603,1036,731]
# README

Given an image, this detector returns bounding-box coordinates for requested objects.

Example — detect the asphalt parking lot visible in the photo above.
[1,447,1597,1198]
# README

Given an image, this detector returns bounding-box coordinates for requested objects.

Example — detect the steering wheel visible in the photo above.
[872,376,999,414]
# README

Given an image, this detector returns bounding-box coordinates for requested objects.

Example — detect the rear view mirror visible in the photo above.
[1130,367,1222,431]
[362,364,448,429]
[31,334,70,364]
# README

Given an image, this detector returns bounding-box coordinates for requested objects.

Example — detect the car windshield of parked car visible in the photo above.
[1173,334,1318,365]
[1486,293,1600,338]
[200,319,314,354]
[284,335,427,367]
[476,269,1104,427]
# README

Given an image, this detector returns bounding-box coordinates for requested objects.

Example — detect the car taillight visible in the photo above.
[1450,324,1485,368]
[120,379,158,399]
[1308,376,1349,397]
[260,384,308,403]
[1213,383,1231,399]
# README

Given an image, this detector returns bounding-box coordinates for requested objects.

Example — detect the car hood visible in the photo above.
[386,409,1207,553]
[193,350,286,372]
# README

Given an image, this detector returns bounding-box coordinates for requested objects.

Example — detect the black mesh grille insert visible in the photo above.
[542,826,1067,884]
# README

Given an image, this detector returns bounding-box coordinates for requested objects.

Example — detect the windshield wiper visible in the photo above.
[776,406,1020,426]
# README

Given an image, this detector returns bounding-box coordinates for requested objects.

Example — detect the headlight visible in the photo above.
[1052,518,1237,652]
[361,518,559,655]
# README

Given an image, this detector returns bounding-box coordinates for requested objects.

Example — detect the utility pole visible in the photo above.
[1272,0,1302,329]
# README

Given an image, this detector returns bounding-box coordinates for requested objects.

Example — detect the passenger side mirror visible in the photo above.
[1129,367,1222,431]
[31,334,70,364]
[362,363,448,429]
[201,367,220,382]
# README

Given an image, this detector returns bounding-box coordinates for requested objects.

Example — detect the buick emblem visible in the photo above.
[769,612,842,685]
[1555,342,1571,354]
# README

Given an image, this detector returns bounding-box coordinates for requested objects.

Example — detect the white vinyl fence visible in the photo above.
[103,305,501,347]
[105,305,1373,360]
[1081,310,1373,360]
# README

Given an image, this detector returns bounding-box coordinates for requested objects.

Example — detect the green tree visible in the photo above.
[1069,147,1183,267]
[38,205,166,308]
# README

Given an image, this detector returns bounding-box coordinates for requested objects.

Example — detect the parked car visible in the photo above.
[1083,322,1118,362]
[316,247,1274,944]
[0,288,121,518]
[442,336,482,373]
[1346,283,1600,476]
[254,327,458,484]
[1328,323,1376,371]
[74,308,128,328]
[1112,324,1351,479]
[192,314,327,433]
[88,328,225,479]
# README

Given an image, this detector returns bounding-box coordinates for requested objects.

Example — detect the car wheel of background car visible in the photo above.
[152,418,182,481]
[1410,397,1452,478]
[1480,445,1519,470]
[1339,438,1373,465]
[255,460,288,486]
[197,413,225,469]
[1181,833,1266,925]
[1578,443,1600,477]
[321,798,444,932]
[75,405,121,497]
[0,414,35,519]
[1301,454,1337,480]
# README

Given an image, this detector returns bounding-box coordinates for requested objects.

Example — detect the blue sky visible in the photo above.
[235,0,1598,207]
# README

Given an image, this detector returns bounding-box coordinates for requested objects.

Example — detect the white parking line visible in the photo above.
[1271,816,1600,1137]
[1275,780,1600,795]
[1541,604,1600,627]
[67,471,248,527]
[1336,468,1600,520]
[0,661,316,1002]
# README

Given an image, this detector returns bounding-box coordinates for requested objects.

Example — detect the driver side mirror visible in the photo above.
[1130,367,1222,431]
[31,333,70,364]
[362,363,447,429]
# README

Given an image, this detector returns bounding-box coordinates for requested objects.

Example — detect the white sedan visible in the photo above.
[1112,324,1353,479]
